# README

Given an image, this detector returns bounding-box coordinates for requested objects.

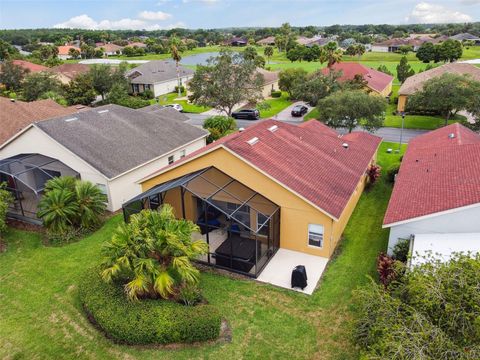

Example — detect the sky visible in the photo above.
[0,0,479,30]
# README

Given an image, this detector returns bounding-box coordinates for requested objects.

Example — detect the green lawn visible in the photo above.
[257,92,293,118]
[0,142,405,360]
[154,91,211,113]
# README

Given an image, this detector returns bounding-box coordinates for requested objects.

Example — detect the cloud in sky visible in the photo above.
[138,11,172,21]
[53,12,183,30]
[406,2,472,23]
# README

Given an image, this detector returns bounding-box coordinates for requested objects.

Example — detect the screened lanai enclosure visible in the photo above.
[0,154,79,224]
[123,167,281,277]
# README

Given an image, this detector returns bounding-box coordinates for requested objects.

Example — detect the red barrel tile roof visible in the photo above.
[144,120,381,219]
[321,62,394,94]
[384,123,480,226]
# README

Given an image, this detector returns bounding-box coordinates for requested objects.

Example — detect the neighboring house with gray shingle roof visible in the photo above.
[126,60,195,97]
[449,32,480,44]
[0,104,208,212]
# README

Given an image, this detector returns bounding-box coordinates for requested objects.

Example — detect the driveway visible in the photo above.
[268,101,314,122]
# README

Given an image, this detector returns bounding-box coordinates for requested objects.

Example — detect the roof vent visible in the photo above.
[448,133,455,139]
[98,109,109,114]
[268,125,278,132]
[10,98,15,103]
[247,137,259,146]
[342,142,349,149]
[239,127,245,132]
[64,117,78,122]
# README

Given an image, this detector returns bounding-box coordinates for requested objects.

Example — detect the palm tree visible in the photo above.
[101,205,208,301]
[75,181,107,229]
[264,46,274,65]
[323,42,343,68]
[37,189,78,235]
[168,36,185,97]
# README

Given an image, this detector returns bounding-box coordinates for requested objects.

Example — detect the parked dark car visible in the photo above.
[232,109,260,120]
[291,105,308,117]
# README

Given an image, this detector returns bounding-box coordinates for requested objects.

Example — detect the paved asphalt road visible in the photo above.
[183,113,428,143]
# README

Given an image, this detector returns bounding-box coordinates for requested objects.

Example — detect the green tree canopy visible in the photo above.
[407,73,480,125]
[0,61,29,91]
[278,67,308,98]
[291,70,341,106]
[316,90,387,132]
[203,115,236,143]
[22,71,62,101]
[396,56,415,83]
[416,42,436,63]
[64,73,97,105]
[101,206,208,301]
[188,50,264,116]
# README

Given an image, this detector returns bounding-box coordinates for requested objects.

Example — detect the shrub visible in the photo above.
[386,163,400,183]
[178,283,202,306]
[113,96,150,109]
[141,88,154,100]
[271,90,282,98]
[376,252,399,289]
[174,85,185,94]
[353,254,480,359]
[392,238,410,262]
[366,164,381,185]
[203,115,236,144]
[101,206,208,301]
[0,182,13,237]
[38,177,106,242]
[79,270,222,345]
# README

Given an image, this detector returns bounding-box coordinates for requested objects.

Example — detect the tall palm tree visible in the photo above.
[101,205,208,301]
[264,46,274,65]
[169,36,185,97]
[323,42,343,68]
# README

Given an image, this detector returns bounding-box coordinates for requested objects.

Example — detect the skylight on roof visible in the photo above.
[98,110,109,114]
[64,117,78,122]
[247,137,259,146]
[268,125,278,132]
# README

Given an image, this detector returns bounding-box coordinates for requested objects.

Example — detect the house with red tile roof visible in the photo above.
[57,45,80,60]
[321,62,394,97]
[48,63,90,84]
[123,119,381,276]
[383,123,480,253]
[11,60,48,73]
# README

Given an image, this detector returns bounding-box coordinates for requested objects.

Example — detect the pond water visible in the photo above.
[180,52,221,66]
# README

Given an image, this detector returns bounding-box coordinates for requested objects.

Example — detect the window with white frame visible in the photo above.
[168,155,174,164]
[308,224,324,248]
[180,149,186,158]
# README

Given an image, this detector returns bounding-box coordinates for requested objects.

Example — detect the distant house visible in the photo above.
[321,62,393,97]
[397,63,480,112]
[371,38,425,52]
[48,63,90,84]
[95,43,124,56]
[256,68,280,98]
[449,32,480,45]
[127,41,147,48]
[11,60,48,73]
[57,45,80,60]
[126,60,194,97]
[257,36,276,46]
[224,37,248,47]
[296,36,333,47]
[0,104,208,223]
[383,123,480,255]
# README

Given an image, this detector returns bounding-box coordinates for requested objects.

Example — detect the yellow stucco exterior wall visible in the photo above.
[397,95,408,112]
[141,147,375,258]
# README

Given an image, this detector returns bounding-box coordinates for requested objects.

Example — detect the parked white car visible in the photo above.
[164,104,183,112]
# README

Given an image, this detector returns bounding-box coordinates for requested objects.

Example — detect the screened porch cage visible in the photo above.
[0,154,80,224]
[123,167,281,277]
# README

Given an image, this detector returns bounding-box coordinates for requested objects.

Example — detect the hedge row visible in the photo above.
[79,270,222,345]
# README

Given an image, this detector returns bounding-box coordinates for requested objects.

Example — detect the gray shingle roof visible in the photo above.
[127,60,194,84]
[36,104,207,179]
[138,104,189,122]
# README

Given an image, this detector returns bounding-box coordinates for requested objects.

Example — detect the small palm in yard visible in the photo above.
[101,205,208,301]
[38,177,107,240]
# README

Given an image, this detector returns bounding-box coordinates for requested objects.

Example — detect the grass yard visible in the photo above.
[258,92,293,118]
[154,91,211,113]
[0,142,405,360]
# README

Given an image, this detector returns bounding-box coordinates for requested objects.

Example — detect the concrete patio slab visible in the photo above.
[257,249,329,295]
